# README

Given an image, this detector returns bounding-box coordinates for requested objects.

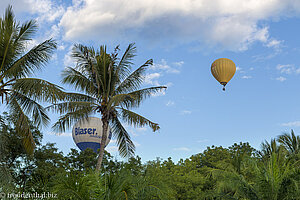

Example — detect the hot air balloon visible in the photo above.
[211,58,236,91]
[72,117,112,153]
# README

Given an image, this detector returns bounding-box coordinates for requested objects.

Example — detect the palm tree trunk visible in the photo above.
[95,118,108,172]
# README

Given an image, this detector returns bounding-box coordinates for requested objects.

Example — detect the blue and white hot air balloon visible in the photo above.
[72,117,112,153]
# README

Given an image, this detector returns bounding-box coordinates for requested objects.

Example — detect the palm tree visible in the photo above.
[0,6,63,154]
[50,43,166,171]
[95,171,131,200]
[52,171,94,200]
[258,139,286,162]
[210,145,300,199]
[256,152,300,200]
[277,129,300,156]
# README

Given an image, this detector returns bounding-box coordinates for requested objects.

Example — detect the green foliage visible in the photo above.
[1,111,300,199]
[0,5,62,154]
[277,129,300,163]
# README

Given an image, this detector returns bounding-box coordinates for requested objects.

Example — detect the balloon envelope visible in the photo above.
[211,58,236,90]
[72,117,112,153]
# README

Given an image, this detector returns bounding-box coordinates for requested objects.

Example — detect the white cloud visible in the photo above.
[241,75,252,79]
[151,59,181,74]
[181,110,192,115]
[136,127,147,132]
[51,53,58,61]
[166,100,175,106]
[276,76,286,82]
[281,121,300,127]
[276,64,300,75]
[144,73,161,85]
[0,0,65,23]
[106,146,119,153]
[143,59,179,96]
[48,132,72,137]
[143,60,176,96]
[151,89,166,97]
[24,0,65,23]
[165,82,174,87]
[2,0,299,51]
[132,128,147,136]
[25,39,39,51]
[58,44,66,51]
[125,126,147,137]
[276,64,295,74]
[47,25,62,40]
[173,61,184,67]
[266,39,282,48]
[236,66,253,78]
[64,47,75,67]
[58,0,300,51]
[173,147,191,151]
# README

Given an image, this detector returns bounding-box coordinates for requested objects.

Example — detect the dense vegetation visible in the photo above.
[1,113,300,200]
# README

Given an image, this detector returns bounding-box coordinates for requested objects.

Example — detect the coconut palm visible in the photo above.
[0,6,64,154]
[49,43,166,171]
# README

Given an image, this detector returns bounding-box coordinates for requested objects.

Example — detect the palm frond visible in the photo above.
[11,91,50,127]
[47,101,99,115]
[116,43,136,81]
[52,107,95,133]
[71,44,96,71]
[277,130,300,154]
[8,97,35,154]
[0,5,17,73]
[115,59,153,94]
[210,168,260,200]
[122,86,167,108]
[72,44,104,95]
[2,38,57,79]
[63,92,98,102]
[258,139,285,159]
[62,66,98,95]
[52,172,93,200]
[107,93,135,109]
[14,19,37,43]
[72,44,98,77]
[118,107,160,132]
[13,78,65,103]
[110,117,135,158]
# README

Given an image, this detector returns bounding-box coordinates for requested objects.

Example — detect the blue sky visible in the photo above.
[2,0,300,162]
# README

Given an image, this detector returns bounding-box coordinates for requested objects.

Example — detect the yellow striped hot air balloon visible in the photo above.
[211,58,236,91]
